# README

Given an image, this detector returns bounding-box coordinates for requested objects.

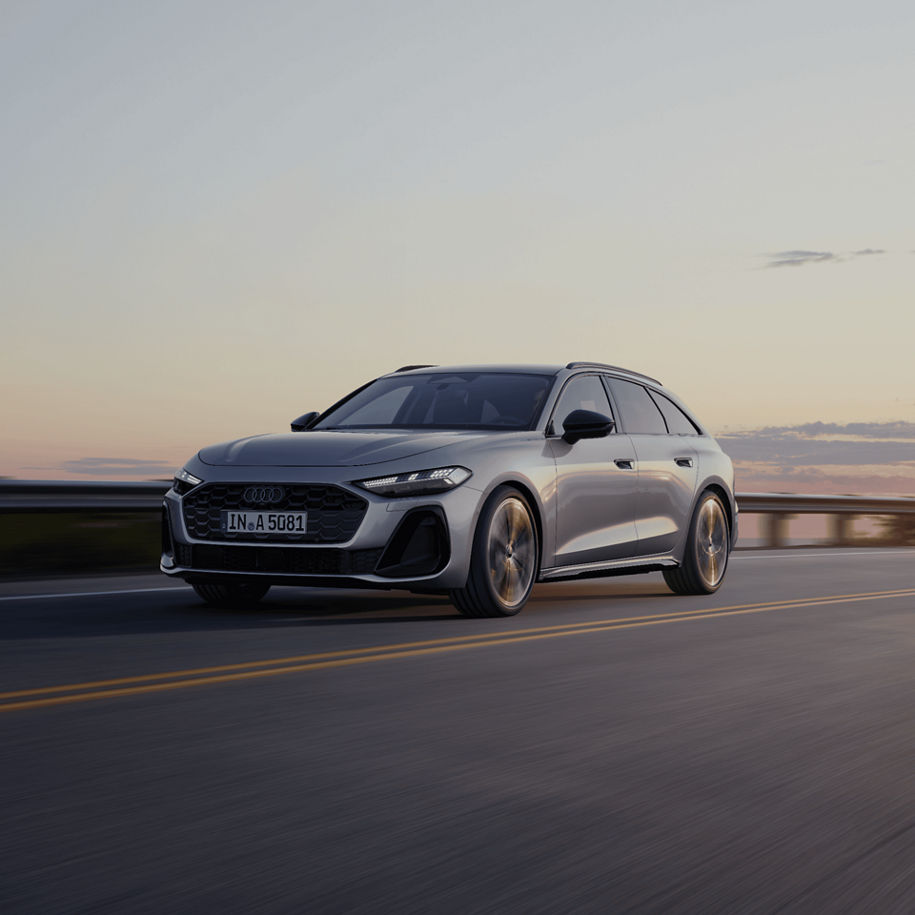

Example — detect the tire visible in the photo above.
[192,581,271,608]
[663,491,730,595]
[450,486,539,617]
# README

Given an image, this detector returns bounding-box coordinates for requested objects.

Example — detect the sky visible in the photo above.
[2,0,914,490]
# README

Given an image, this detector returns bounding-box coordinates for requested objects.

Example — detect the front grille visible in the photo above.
[182,483,368,544]
[175,543,383,576]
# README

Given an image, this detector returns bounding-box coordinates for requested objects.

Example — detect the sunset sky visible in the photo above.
[2,1,914,491]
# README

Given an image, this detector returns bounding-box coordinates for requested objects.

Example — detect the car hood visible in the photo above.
[197,430,487,468]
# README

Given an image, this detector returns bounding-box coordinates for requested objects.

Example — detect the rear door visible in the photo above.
[604,377,698,557]
[548,374,639,567]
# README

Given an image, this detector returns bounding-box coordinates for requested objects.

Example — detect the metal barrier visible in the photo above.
[736,492,915,548]
[0,480,170,512]
[1,482,914,546]
[0,482,171,578]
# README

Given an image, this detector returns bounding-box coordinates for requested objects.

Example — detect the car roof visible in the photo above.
[386,364,564,377]
[386,363,662,386]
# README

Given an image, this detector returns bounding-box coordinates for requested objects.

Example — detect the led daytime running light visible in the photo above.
[172,468,203,495]
[356,466,471,497]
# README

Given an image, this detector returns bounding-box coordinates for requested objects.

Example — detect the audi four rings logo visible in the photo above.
[243,486,285,504]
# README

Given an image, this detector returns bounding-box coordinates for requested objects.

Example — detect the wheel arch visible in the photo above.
[451,477,544,617]
[695,479,736,546]
[476,477,546,571]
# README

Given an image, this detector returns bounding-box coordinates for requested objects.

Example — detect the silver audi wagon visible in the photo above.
[161,363,737,616]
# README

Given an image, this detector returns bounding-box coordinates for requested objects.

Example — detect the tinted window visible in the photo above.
[314,373,554,431]
[605,378,667,434]
[649,391,700,434]
[552,375,614,431]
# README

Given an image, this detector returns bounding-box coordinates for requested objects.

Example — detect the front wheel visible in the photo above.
[450,487,539,618]
[663,492,730,595]
[192,581,271,608]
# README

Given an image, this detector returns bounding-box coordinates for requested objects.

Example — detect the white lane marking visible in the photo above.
[0,586,188,602]
[734,550,915,560]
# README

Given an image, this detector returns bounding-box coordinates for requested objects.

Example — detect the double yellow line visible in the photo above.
[2,587,913,713]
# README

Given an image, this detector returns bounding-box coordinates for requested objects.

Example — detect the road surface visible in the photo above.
[1,549,914,912]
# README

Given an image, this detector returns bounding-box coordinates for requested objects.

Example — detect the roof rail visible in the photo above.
[393,364,437,373]
[565,362,662,386]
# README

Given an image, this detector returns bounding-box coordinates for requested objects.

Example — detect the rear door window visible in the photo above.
[604,378,667,434]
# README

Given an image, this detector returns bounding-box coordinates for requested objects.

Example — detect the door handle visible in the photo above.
[614,459,635,470]
[674,457,694,468]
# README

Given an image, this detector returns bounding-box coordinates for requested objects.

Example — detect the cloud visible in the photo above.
[733,465,915,496]
[718,422,915,467]
[60,457,176,477]
[753,421,915,439]
[763,248,887,268]
[717,421,915,495]
[765,250,836,268]
[721,437,915,466]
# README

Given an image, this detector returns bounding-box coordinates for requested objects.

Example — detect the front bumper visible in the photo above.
[160,469,481,591]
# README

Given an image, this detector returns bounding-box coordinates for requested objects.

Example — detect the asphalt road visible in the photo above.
[1,550,914,913]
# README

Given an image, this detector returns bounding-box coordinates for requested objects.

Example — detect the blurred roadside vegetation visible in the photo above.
[880,515,915,545]
[0,513,160,579]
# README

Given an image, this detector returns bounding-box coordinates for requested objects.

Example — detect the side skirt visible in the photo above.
[539,555,679,583]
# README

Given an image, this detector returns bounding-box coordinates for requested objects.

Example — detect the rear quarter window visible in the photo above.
[649,391,701,434]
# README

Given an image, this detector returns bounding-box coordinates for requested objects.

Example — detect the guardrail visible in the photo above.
[0,482,171,578]
[0,481,170,512]
[735,492,915,547]
[1,482,914,549]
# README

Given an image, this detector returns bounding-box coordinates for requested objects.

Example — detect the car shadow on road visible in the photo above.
[248,580,671,623]
[529,581,673,603]
[236,591,465,625]
[0,589,465,640]
[0,580,676,640]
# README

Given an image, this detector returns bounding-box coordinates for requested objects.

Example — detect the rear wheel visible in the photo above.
[663,491,730,595]
[451,487,539,618]
[192,581,271,608]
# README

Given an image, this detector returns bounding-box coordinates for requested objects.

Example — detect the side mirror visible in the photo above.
[291,411,319,432]
[562,409,615,444]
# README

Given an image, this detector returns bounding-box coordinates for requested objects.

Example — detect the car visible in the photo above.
[161,362,737,616]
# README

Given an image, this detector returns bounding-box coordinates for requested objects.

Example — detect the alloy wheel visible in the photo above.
[696,497,728,588]
[487,496,536,609]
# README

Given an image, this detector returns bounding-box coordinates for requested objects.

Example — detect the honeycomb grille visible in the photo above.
[177,544,382,576]
[182,483,368,544]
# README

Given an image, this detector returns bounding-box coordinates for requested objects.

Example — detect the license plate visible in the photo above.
[222,510,308,536]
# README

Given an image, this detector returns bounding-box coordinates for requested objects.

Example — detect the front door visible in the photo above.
[549,374,639,567]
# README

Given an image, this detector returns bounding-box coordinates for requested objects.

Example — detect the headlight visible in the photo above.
[354,466,472,498]
[172,468,203,495]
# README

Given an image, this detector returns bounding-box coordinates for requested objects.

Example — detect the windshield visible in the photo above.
[313,372,555,431]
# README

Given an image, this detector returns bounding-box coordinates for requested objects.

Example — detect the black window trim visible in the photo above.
[646,388,702,436]
[600,374,668,436]
[544,372,616,438]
